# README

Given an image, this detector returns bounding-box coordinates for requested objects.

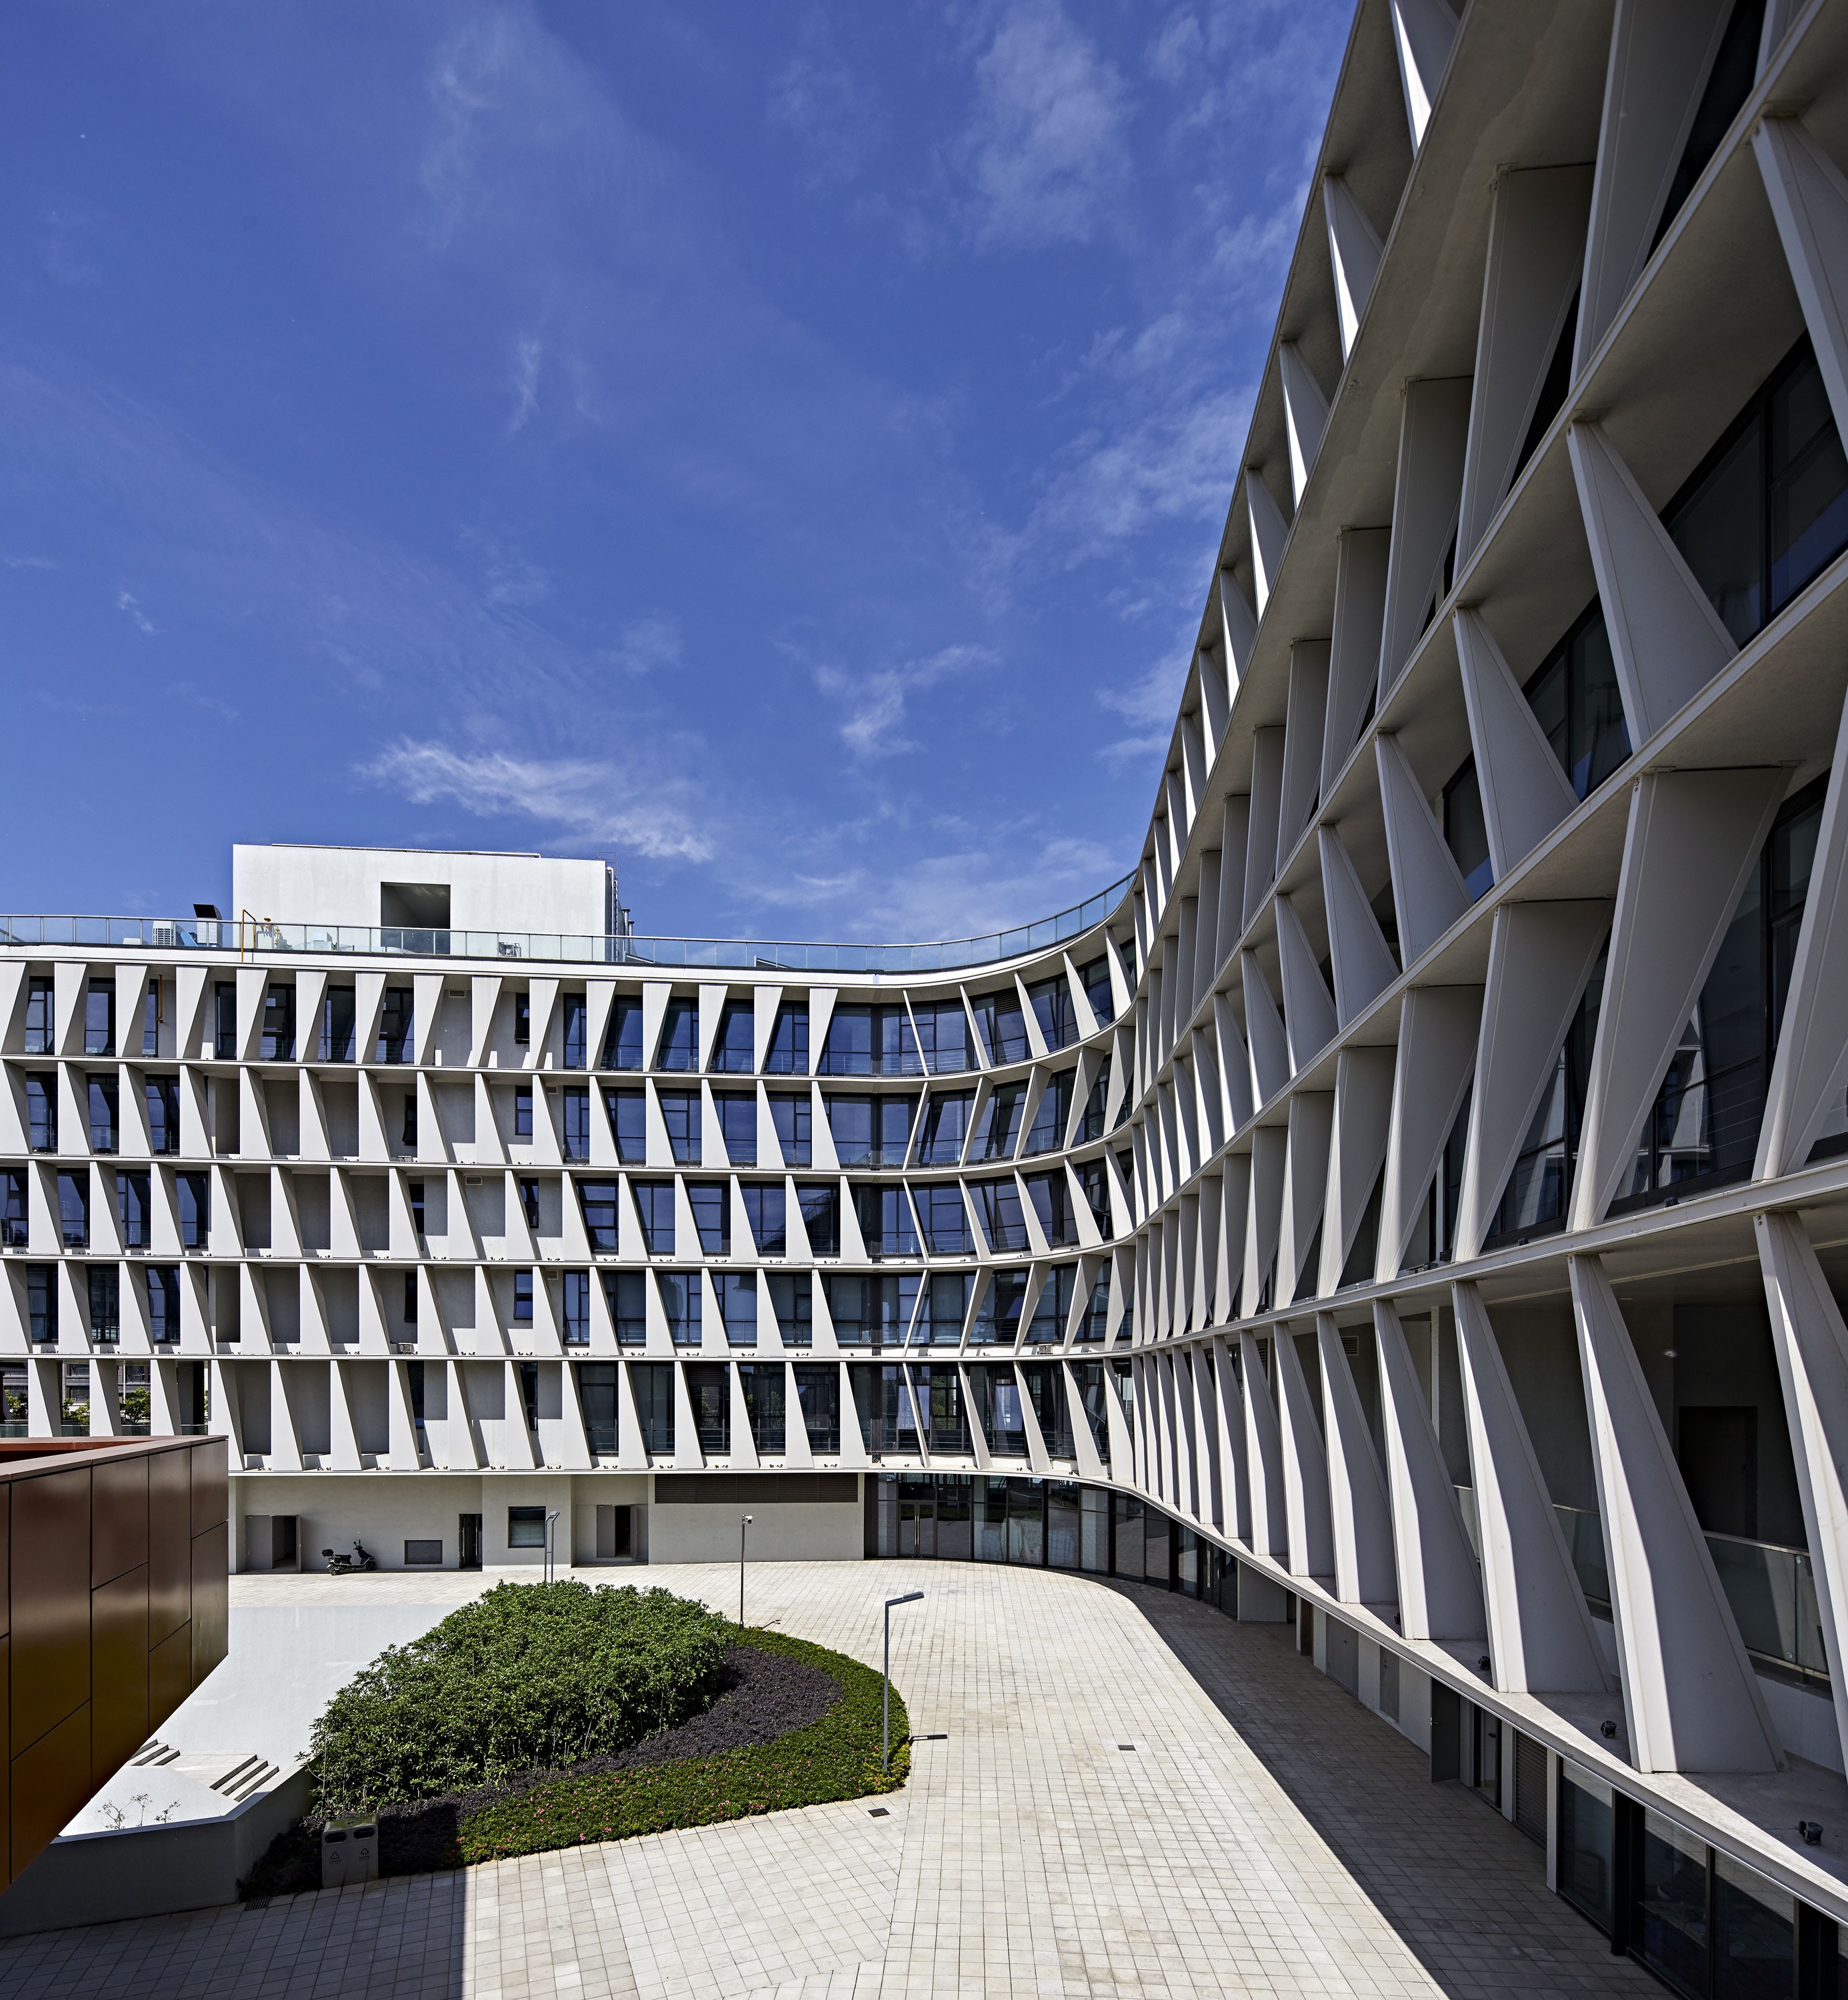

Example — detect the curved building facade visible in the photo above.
[13,0,1848,1981]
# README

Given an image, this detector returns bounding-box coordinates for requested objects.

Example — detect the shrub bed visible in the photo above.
[311,1581,731,1815]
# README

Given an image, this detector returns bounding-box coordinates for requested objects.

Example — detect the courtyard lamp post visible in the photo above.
[883,1591,923,1773]
[739,1513,753,1625]
[544,1509,559,1584]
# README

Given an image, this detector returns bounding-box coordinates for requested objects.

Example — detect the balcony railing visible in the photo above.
[0,873,1133,978]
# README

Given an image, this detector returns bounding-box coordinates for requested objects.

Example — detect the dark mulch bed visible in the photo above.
[246,1639,840,1895]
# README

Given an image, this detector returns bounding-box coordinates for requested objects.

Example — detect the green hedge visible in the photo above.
[311,1582,731,1815]
[459,1627,908,1863]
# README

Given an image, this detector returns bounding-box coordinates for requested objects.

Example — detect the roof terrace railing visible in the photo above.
[0,873,1135,979]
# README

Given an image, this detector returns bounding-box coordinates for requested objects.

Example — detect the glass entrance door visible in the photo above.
[459,1513,483,1571]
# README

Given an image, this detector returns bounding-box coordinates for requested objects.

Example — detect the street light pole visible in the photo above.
[739,1514,753,1625]
[883,1591,923,1773]
[544,1509,559,1584]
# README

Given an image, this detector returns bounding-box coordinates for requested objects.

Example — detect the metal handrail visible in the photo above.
[0,873,1134,978]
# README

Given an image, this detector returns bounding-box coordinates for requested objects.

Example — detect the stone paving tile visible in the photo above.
[0,1561,1657,1999]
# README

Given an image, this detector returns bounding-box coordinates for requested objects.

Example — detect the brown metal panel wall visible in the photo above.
[0,1636,9,1887]
[189,1439,228,1539]
[147,1623,191,1735]
[0,1481,9,1636]
[189,1520,229,1689]
[9,1467,90,1754]
[147,1447,191,1648]
[91,1453,148,1589]
[9,1705,89,1892]
[90,1567,150,1786]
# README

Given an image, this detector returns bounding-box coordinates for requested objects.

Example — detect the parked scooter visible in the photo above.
[322,1539,378,1576]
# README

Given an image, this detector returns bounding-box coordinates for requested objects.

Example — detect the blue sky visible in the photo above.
[0,0,1346,943]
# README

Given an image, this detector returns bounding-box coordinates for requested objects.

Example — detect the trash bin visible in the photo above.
[321,1817,379,1888]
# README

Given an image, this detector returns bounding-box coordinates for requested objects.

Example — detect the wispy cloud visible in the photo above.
[115,589,155,633]
[506,334,542,433]
[609,612,681,675]
[360,740,714,862]
[811,643,993,759]
[953,0,1131,249]
[768,25,887,188]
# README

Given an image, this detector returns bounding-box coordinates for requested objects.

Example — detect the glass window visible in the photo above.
[401,1091,419,1150]
[973,1268,1029,1344]
[87,1265,119,1343]
[826,1095,874,1165]
[978,1369,1027,1455]
[973,1178,1028,1251]
[605,1087,646,1163]
[1525,605,1629,801]
[765,1003,809,1075]
[770,1091,811,1165]
[1635,1809,1710,1997]
[879,1096,917,1165]
[514,1269,533,1321]
[606,1269,647,1344]
[975,1084,1026,1161]
[916,1090,975,1164]
[146,1076,179,1154]
[85,979,115,1057]
[1077,1159,1111,1235]
[1079,1059,1111,1142]
[913,999,974,1074]
[793,1359,835,1445]
[719,1271,759,1345]
[875,1007,921,1077]
[1023,1071,1074,1156]
[971,988,1029,1065]
[141,977,161,1056]
[771,1271,812,1346]
[518,1176,541,1229]
[377,987,413,1064]
[715,1091,757,1165]
[579,1361,618,1451]
[23,976,53,1055]
[1713,1849,1793,1999]
[659,1090,701,1163]
[320,985,356,1062]
[561,1087,590,1161]
[919,1364,968,1452]
[604,996,644,1069]
[562,1269,591,1345]
[688,1182,730,1256]
[1075,1360,1112,1454]
[854,1183,919,1259]
[1649,0,1765,254]
[655,999,698,1071]
[739,1359,782,1445]
[659,1270,703,1345]
[27,1265,57,1343]
[710,1001,755,1073]
[117,1171,150,1248]
[561,993,588,1069]
[1027,974,1077,1051]
[686,1361,729,1448]
[1487,950,1604,1245]
[260,984,295,1061]
[827,1273,875,1345]
[88,1074,117,1153]
[633,1361,675,1451]
[797,1182,839,1256]
[27,1075,57,1151]
[1077,955,1115,1025]
[1078,1271,1114,1343]
[742,1182,786,1255]
[146,1265,180,1343]
[577,1179,619,1253]
[403,1270,419,1324]
[820,1005,873,1075]
[1029,1263,1078,1346]
[513,989,531,1046]
[59,1171,89,1248]
[1443,759,1493,901]
[0,1169,25,1248]
[914,1183,971,1254]
[178,1172,209,1247]
[914,1269,967,1346]
[632,1181,675,1254]
[507,1506,547,1549]
[1025,1171,1077,1247]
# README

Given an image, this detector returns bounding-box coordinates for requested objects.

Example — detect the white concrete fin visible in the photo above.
[1457,900,1611,1261]
[1217,796,1251,974]
[1567,421,1737,744]
[1577,0,1735,369]
[1278,641,1331,867]
[1317,1047,1395,1296]
[1375,1299,1484,1641]
[1375,985,1481,1283]
[1375,734,1471,964]
[1245,729,1287,929]
[1275,895,1338,1073]
[1218,1156,1251,1321]
[1239,1332,1289,1555]
[1389,0,1458,151]
[1755,117,1848,480]
[1324,175,1385,362]
[1755,1210,1848,1775]
[1759,686,1848,1177]
[1453,609,1579,878]
[1322,528,1392,798]
[1247,469,1292,619]
[1211,1339,1251,1540]
[1215,991,1255,1132]
[1316,1312,1398,1607]
[1273,1327,1337,1581]
[1457,165,1595,561]
[1379,377,1473,700]
[1571,768,1787,1229]
[1279,343,1332,502]
[1570,1253,1784,1772]
[1199,646,1233,753]
[1451,1281,1606,1689]
[1240,951,1291,1107]
[1759,0,1801,75]
[1219,570,1259,693]
[1243,1125,1287,1321]
[1193,859,1222,1015]
[1318,827,1399,1027]
[1277,1089,1333,1308]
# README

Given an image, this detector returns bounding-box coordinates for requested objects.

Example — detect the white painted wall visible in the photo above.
[232,844,611,937]
[649,1500,863,1563]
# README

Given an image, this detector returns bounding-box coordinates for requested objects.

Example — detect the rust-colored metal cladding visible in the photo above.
[0,1435,229,1890]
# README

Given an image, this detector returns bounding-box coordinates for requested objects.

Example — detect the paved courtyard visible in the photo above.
[3,1561,1653,1999]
